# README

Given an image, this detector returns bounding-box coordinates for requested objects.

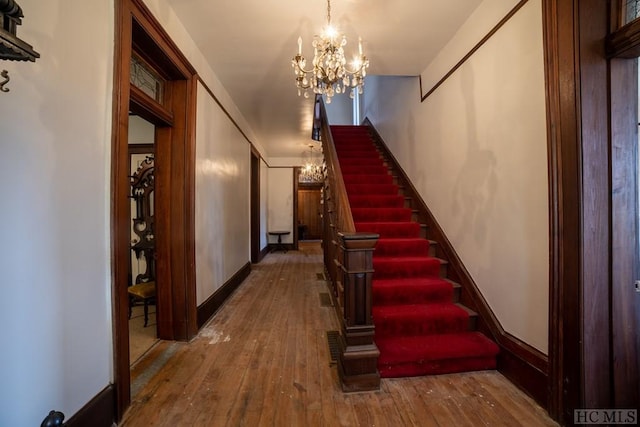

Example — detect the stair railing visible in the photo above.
[316,96,380,392]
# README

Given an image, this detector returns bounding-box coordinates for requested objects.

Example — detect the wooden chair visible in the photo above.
[128,281,156,327]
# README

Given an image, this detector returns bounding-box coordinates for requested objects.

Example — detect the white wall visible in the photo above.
[195,82,251,305]
[325,93,354,125]
[0,1,114,425]
[141,0,268,161]
[128,115,155,144]
[139,0,260,312]
[420,0,520,94]
[267,168,294,244]
[363,0,549,353]
[0,0,269,424]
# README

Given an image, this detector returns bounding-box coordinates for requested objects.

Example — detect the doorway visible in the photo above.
[127,115,158,365]
[297,183,323,241]
[112,0,198,419]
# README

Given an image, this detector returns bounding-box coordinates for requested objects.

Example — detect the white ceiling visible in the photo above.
[165,0,484,159]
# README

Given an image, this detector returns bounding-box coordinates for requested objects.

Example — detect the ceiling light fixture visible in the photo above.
[291,0,369,104]
[299,144,324,183]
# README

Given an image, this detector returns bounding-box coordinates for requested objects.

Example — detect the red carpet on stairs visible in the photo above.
[331,125,499,378]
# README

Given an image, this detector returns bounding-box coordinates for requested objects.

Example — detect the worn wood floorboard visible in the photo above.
[121,242,558,427]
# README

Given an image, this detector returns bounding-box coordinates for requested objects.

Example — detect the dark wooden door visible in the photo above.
[608,4,640,410]
[297,186,322,240]
[610,57,640,409]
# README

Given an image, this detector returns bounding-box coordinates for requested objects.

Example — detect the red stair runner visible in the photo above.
[331,125,499,378]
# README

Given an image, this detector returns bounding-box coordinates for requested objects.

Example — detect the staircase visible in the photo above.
[331,125,499,378]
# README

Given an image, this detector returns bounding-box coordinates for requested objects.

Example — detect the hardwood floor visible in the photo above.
[121,242,557,427]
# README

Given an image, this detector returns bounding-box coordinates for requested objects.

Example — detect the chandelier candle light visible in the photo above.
[299,144,324,183]
[292,0,369,103]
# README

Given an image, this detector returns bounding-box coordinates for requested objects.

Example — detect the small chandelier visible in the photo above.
[291,0,369,103]
[299,144,324,183]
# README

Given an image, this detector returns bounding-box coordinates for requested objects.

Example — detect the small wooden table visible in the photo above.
[268,230,290,252]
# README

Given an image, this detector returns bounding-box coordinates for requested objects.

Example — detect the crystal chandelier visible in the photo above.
[291,0,369,103]
[299,145,324,183]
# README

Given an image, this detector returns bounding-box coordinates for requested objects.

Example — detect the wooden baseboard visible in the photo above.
[496,332,548,407]
[256,245,270,262]
[65,384,115,427]
[197,262,251,328]
[364,118,549,409]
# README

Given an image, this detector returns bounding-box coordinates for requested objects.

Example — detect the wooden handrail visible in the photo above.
[317,98,355,233]
[316,96,380,392]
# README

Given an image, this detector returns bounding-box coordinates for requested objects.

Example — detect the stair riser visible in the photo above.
[356,223,422,238]
[373,287,453,306]
[343,175,394,185]
[373,259,442,279]
[374,239,433,257]
[340,158,384,167]
[352,209,413,222]
[349,196,405,208]
[374,314,472,337]
[340,166,389,175]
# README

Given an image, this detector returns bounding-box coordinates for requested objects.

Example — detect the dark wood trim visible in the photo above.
[497,334,548,406]
[129,0,195,78]
[609,51,640,410]
[251,149,261,263]
[540,0,639,422]
[111,0,133,417]
[130,84,174,126]
[293,167,299,250]
[420,0,529,101]
[65,385,115,427]
[112,0,198,420]
[542,0,586,420]
[197,262,252,328]
[128,142,154,153]
[363,118,548,405]
[577,0,611,410]
[337,233,380,392]
[257,245,271,261]
[607,16,640,57]
[608,0,640,407]
[184,76,199,340]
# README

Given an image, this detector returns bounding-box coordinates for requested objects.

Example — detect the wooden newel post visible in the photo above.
[337,232,380,392]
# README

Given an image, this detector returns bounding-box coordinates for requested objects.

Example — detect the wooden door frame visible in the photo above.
[111,0,198,419]
[543,0,639,422]
[250,148,261,262]
[293,167,300,250]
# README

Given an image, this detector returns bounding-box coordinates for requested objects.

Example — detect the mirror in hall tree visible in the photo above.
[130,154,155,284]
